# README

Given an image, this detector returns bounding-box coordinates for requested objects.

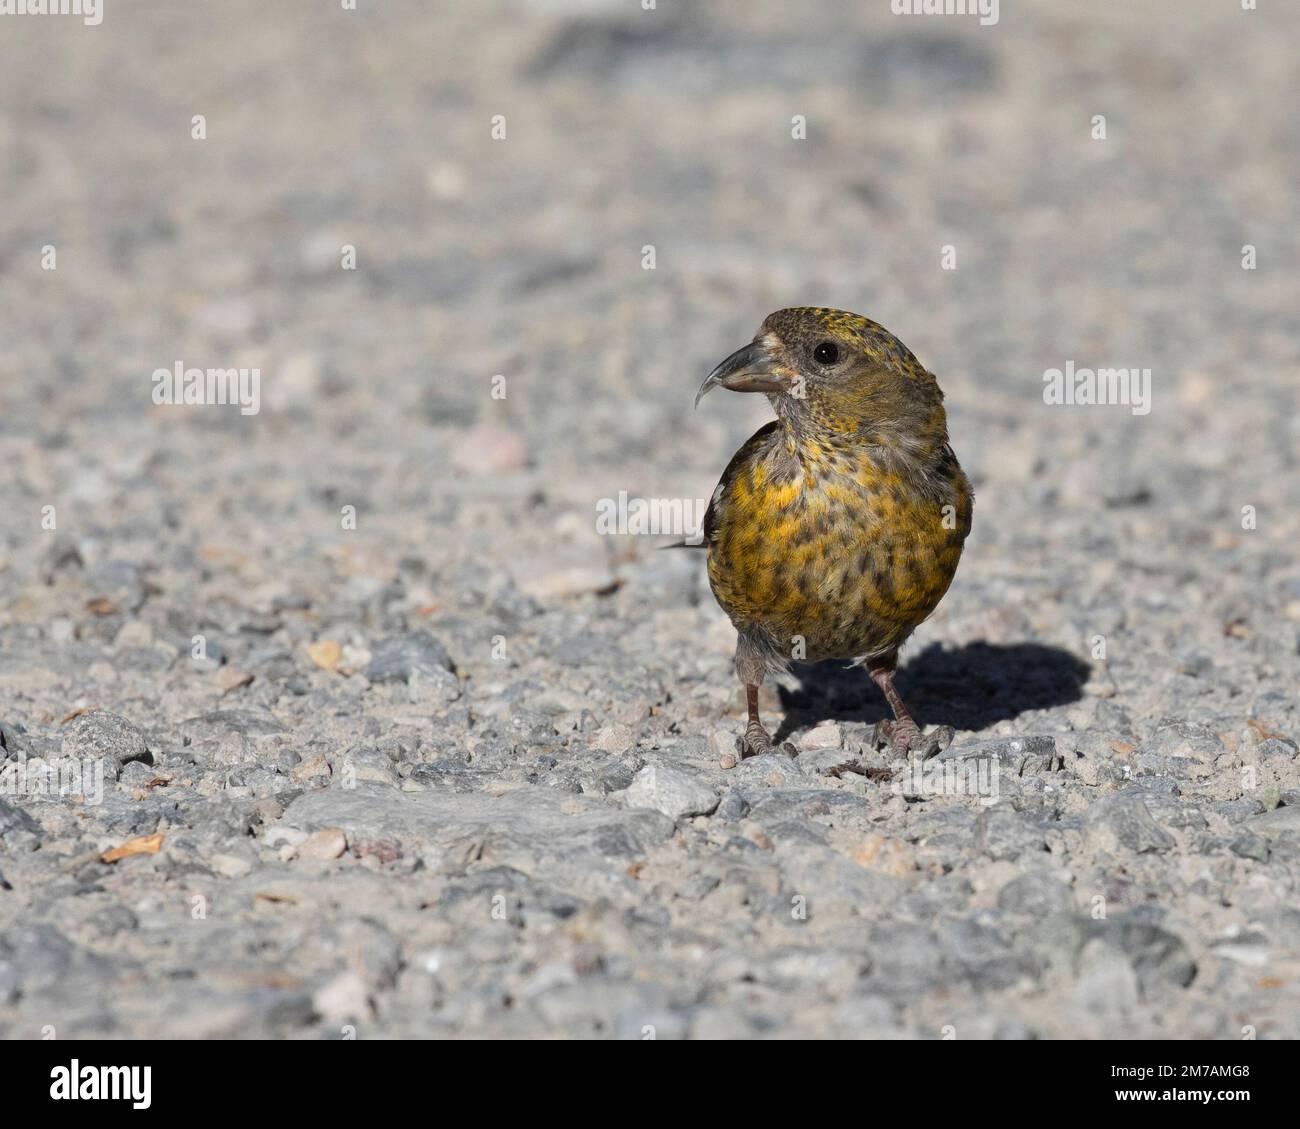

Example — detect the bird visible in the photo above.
[692,307,973,761]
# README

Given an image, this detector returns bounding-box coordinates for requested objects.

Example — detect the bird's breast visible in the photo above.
[707,443,971,658]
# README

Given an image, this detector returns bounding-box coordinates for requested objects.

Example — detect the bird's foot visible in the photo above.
[736,722,798,761]
[871,719,953,759]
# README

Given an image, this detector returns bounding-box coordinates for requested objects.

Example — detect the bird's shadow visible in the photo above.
[772,641,1091,743]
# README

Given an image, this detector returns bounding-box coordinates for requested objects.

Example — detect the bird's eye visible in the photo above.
[813,341,839,365]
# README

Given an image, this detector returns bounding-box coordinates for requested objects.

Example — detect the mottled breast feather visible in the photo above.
[705,422,972,667]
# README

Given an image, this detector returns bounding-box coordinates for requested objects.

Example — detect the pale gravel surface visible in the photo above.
[1,1,1299,1039]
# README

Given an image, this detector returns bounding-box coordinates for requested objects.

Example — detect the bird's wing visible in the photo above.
[661,421,780,551]
[701,420,781,545]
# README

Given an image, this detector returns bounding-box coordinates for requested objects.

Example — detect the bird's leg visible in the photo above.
[741,683,779,757]
[730,635,797,761]
[735,683,798,760]
[867,658,952,758]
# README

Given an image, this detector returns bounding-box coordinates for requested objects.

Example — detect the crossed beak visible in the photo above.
[695,339,795,408]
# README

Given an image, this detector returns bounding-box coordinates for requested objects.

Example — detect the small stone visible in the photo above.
[730,752,801,788]
[1087,918,1196,995]
[290,752,331,786]
[1247,806,1300,839]
[63,711,151,767]
[196,296,258,337]
[975,807,1048,860]
[313,971,370,1022]
[1066,731,1117,786]
[938,735,1058,775]
[425,161,467,200]
[254,797,284,823]
[593,724,635,754]
[307,640,342,671]
[798,745,861,777]
[708,728,735,760]
[1257,736,1298,759]
[300,229,348,273]
[596,761,635,792]
[209,853,254,878]
[299,827,348,861]
[119,761,158,790]
[715,791,749,821]
[996,871,1074,916]
[265,350,322,411]
[625,764,718,820]
[113,621,154,650]
[364,632,454,683]
[49,618,75,643]
[0,797,42,841]
[406,666,463,709]
[519,567,617,601]
[340,747,399,787]
[1143,718,1225,765]
[801,721,844,750]
[850,834,915,876]
[336,644,372,676]
[216,667,254,693]
[1074,938,1139,1016]
[1228,832,1270,862]
[451,425,527,475]
[1087,792,1176,854]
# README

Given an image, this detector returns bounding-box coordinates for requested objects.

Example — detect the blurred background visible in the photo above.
[2,0,1297,563]
[1,1,1296,614]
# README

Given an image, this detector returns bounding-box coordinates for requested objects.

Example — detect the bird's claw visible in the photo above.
[871,719,953,759]
[926,725,956,756]
[737,726,797,761]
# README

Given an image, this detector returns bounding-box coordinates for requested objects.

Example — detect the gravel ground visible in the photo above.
[2,1,1299,1039]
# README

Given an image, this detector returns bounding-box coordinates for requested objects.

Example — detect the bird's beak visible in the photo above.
[694,339,793,408]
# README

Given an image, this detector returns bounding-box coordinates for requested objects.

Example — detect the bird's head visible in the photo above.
[695,307,948,453]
